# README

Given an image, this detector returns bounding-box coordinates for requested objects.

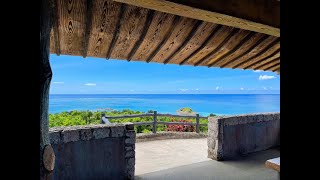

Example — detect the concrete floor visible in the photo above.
[135,138,280,180]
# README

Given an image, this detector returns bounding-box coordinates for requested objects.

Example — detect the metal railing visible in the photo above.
[101,111,207,133]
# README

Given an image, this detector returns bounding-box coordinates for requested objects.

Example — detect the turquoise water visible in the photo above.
[49,94,280,116]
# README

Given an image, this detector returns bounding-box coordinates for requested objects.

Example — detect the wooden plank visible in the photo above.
[130,11,176,61]
[132,122,153,125]
[253,57,280,70]
[206,30,254,67]
[231,38,279,69]
[82,0,93,58]
[169,22,218,65]
[265,157,280,172]
[151,16,198,63]
[163,20,203,64]
[105,4,127,59]
[179,24,222,65]
[58,0,87,56]
[146,16,181,62]
[212,33,266,68]
[109,5,150,60]
[114,0,280,37]
[52,0,61,56]
[104,114,153,119]
[87,0,122,58]
[264,62,280,71]
[157,114,206,118]
[185,26,234,65]
[219,35,269,68]
[243,48,280,69]
[194,28,240,66]
[127,10,155,61]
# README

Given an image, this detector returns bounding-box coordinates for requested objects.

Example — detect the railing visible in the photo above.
[101,111,207,133]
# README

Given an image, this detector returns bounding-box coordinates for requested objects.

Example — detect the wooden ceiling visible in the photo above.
[50,0,280,73]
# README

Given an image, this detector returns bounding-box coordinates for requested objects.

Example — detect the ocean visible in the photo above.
[49,94,280,116]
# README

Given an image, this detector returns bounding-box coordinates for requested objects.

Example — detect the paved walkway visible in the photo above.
[135,138,280,180]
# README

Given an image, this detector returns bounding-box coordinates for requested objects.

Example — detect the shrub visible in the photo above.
[166,118,195,132]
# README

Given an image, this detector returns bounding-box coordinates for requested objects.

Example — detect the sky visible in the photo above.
[49,54,280,94]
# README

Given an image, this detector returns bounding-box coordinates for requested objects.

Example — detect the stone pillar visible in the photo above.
[124,123,136,179]
[40,0,54,179]
[207,117,224,161]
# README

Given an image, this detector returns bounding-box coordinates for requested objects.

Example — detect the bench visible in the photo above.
[265,157,280,172]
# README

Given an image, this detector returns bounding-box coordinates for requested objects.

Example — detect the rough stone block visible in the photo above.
[49,131,61,144]
[62,129,79,143]
[80,128,93,141]
[92,127,110,139]
[124,123,134,130]
[125,150,135,158]
[125,138,135,145]
[126,131,136,138]
[111,126,125,137]
[125,145,135,151]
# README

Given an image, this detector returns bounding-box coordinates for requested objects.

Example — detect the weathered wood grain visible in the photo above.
[114,0,280,36]
[253,57,280,70]
[212,33,266,67]
[150,17,198,63]
[127,10,155,61]
[186,26,234,65]
[207,30,255,67]
[49,0,280,72]
[109,5,149,60]
[58,0,86,56]
[87,0,122,58]
[230,37,279,69]
[169,22,218,65]
[131,11,176,61]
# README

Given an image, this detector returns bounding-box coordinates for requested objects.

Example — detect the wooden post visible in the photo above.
[196,114,200,133]
[153,111,157,133]
[40,0,54,179]
[101,113,105,124]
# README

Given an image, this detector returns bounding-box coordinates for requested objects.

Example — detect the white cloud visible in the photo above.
[240,87,244,90]
[53,82,64,84]
[179,89,188,92]
[195,88,199,91]
[254,70,263,73]
[259,75,276,80]
[129,89,135,92]
[84,83,96,86]
[216,86,220,90]
[263,87,267,90]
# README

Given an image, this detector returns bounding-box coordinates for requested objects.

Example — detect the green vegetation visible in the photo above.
[49,109,213,133]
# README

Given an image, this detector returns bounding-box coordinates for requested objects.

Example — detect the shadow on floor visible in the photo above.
[135,149,280,180]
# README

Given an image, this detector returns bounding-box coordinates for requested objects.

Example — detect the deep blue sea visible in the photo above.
[49,94,280,116]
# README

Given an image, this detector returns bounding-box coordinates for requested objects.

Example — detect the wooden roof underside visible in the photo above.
[50,0,280,73]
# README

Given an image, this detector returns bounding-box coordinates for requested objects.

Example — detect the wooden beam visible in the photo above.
[163,20,203,64]
[146,15,180,63]
[82,0,93,58]
[179,24,222,65]
[194,28,239,66]
[53,0,61,56]
[113,0,280,37]
[127,10,155,61]
[105,4,127,59]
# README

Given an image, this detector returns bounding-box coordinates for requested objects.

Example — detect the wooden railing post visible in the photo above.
[101,113,105,124]
[153,111,157,133]
[196,114,200,133]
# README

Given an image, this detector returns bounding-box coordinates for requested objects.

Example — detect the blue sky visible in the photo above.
[49,54,280,94]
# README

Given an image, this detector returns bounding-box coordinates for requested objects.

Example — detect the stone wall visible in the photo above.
[49,123,135,180]
[207,113,280,161]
